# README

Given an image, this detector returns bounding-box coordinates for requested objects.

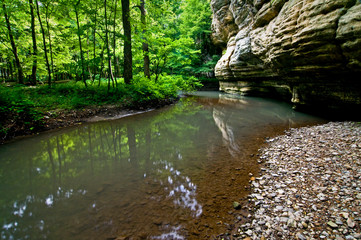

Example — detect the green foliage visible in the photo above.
[0,74,201,140]
[0,85,43,138]
[1,0,217,85]
[132,0,216,78]
[123,74,202,107]
[156,74,203,92]
[1,0,214,141]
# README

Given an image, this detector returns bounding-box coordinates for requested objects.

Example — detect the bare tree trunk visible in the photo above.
[104,0,115,91]
[45,4,55,84]
[116,56,121,78]
[140,0,150,78]
[112,0,118,86]
[98,46,106,87]
[35,0,52,86]
[9,61,14,81]
[86,28,93,82]
[29,0,37,85]
[75,0,87,87]
[93,1,98,78]
[121,0,132,84]
[2,4,24,84]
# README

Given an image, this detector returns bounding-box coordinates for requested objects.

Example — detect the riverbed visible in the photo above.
[0,92,325,239]
[237,122,361,240]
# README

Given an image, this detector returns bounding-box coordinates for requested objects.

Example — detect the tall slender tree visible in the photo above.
[121,0,132,84]
[2,3,25,84]
[104,0,115,90]
[29,0,37,85]
[35,0,52,86]
[92,0,98,79]
[112,0,118,83]
[45,2,55,82]
[139,0,150,78]
[74,0,87,87]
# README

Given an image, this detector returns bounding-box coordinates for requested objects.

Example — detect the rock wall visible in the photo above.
[211,0,361,112]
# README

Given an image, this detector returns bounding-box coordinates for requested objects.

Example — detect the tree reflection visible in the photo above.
[0,99,212,239]
[0,93,325,239]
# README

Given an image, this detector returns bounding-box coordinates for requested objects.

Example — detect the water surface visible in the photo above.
[0,92,325,239]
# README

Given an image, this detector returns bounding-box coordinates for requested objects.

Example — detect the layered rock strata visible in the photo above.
[211,0,361,111]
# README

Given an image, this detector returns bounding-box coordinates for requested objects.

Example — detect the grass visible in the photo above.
[0,74,202,141]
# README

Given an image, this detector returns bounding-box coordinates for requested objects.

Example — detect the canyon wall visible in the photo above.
[211,0,361,112]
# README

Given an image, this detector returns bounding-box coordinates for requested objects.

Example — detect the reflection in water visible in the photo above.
[153,226,184,240]
[212,93,316,157]
[213,108,240,157]
[0,92,325,239]
[156,161,202,217]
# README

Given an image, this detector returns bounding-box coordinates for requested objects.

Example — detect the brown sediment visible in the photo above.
[191,121,326,239]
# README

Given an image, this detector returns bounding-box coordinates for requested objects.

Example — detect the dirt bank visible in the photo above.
[0,98,178,144]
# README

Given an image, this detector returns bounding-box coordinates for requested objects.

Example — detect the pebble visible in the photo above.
[297,232,307,240]
[348,218,356,228]
[236,122,361,239]
[328,221,338,228]
[233,201,241,209]
[245,229,253,236]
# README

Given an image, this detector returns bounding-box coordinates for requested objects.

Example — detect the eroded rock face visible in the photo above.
[211,0,361,110]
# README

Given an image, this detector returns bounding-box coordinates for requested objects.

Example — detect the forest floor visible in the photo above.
[0,98,178,144]
[217,121,361,240]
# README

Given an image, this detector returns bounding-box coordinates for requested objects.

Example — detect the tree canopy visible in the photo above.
[0,0,218,86]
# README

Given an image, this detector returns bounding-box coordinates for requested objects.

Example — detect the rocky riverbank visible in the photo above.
[236,121,361,239]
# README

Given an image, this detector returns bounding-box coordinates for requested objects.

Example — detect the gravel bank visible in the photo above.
[239,122,361,239]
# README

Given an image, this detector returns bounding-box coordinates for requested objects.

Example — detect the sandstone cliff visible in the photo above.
[211,0,361,112]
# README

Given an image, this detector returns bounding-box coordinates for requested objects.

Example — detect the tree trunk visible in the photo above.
[140,0,150,78]
[75,0,87,87]
[104,0,115,91]
[98,45,106,86]
[86,28,93,82]
[29,0,37,85]
[2,4,24,84]
[116,56,121,78]
[121,0,132,84]
[9,60,14,81]
[112,0,118,85]
[45,4,55,84]
[35,0,52,86]
[93,1,98,77]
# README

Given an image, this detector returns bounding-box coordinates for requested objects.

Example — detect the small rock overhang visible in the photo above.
[211,0,361,118]
[218,72,361,119]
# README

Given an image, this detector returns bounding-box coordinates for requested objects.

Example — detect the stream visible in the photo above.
[0,91,326,239]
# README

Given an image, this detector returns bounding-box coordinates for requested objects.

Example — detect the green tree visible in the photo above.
[28,0,37,85]
[2,2,25,84]
[0,0,215,85]
[74,0,87,87]
[35,0,52,86]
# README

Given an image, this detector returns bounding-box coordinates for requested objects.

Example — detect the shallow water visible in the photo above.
[0,92,325,239]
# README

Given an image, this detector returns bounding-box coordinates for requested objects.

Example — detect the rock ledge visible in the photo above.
[211,0,361,110]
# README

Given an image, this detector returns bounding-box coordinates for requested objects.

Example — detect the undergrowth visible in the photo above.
[0,74,201,142]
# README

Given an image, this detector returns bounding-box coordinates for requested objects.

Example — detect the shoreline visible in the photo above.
[229,121,361,239]
[0,99,178,145]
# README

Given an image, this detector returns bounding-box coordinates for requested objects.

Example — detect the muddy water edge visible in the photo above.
[0,92,326,240]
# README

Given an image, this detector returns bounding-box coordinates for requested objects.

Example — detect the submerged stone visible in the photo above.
[233,201,241,210]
